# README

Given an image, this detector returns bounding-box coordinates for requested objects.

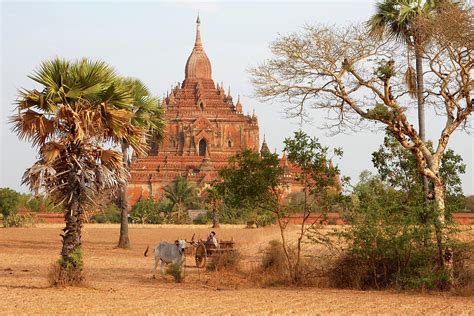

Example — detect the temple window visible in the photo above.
[199,139,207,156]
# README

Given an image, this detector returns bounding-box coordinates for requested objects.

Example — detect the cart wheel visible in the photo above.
[195,243,207,268]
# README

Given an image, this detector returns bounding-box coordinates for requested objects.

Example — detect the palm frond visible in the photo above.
[41,142,65,163]
[10,109,56,146]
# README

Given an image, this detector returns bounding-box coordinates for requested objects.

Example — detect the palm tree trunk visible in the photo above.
[61,198,82,258]
[117,141,130,248]
[415,46,430,222]
[212,202,220,228]
[59,196,84,283]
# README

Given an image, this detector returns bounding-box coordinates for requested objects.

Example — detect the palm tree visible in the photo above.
[203,185,222,228]
[368,0,443,215]
[162,177,198,224]
[11,58,148,284]
[116,78,165,248]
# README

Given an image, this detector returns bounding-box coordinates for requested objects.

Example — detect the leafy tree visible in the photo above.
[217,149,283,216]
[116,78,165,248]
[11,58,148,284]
[217,134,342,284]
[369,0,449,206]
[162,177,199,224]
[333,171,469,290]
[372,132,466,219]
[250,4,472,283]
[283,130,342,283]
[0,188,20,218]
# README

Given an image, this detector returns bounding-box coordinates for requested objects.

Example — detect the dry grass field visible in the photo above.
[0,224,473,314]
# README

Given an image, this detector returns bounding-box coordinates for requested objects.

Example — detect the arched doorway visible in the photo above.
[199,139,207,156]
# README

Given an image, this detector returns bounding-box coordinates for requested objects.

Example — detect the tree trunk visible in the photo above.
[433,179,454,287]
[59,197,84,283]
[117,141,130,248]
[61,199,82,260]
[276,215,298,284]
[212,202,220,228]
[415,46,430,222]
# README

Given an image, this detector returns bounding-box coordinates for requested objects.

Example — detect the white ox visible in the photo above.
[144,240,186,278]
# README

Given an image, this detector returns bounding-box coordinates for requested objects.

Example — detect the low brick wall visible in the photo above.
[453,212,474,225]
[14,210,474,225]
[285,212,474,225]
[17,210,64,223]
[285,212,345,225]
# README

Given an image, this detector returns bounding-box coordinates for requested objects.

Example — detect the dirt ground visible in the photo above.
[0,224,473,315]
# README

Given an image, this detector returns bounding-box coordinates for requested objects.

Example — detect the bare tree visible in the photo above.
[250,7,472,285]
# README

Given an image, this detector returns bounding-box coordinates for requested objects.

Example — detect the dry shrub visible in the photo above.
[453,268,474,297]
[327,254,368,289]
[327,241,474,291]
[252,240,291,286]
[201,250,247,289]
[255,240,332,287]
[452,242,474,296]
[48,263,84,287]
[202,269,250,289]
[207,250,242,272]
[261,240,287,271]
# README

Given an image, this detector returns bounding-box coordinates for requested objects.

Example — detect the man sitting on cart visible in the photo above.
[207,231,219,248]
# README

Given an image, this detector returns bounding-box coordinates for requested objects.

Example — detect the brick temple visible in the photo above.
[127,16,261,204]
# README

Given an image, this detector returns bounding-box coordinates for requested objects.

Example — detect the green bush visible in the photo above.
[166,263,184,283]
[255,212,276,227]
[0,188,20,217]
[131,198,160,224]
[331,173,472,290]
[3,213,36,228]
[90,203,120,223]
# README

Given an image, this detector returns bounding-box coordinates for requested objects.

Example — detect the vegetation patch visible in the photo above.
[48,247,84,287]
[207,250,242,272]
[3,213,37,228]
[165,263,184,283]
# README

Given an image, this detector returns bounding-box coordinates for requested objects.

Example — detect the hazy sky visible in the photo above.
[1,1,473,194]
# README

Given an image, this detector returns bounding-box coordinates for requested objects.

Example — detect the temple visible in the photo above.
[127,16,260,204]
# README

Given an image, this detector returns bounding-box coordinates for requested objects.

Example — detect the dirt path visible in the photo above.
[0,225,472,314]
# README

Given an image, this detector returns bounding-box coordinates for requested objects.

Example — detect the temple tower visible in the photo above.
[127,17,260,204]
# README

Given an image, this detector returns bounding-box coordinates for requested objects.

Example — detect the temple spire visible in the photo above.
[260,134,270,155]
[236,95,243,113]
[195,13,202,49]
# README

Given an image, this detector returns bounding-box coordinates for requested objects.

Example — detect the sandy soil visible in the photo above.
[0,224,473,315]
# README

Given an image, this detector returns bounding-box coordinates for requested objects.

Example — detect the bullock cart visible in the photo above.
[186,236,236,268]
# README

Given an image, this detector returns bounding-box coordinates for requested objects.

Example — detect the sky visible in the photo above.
[1,1,473,195]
